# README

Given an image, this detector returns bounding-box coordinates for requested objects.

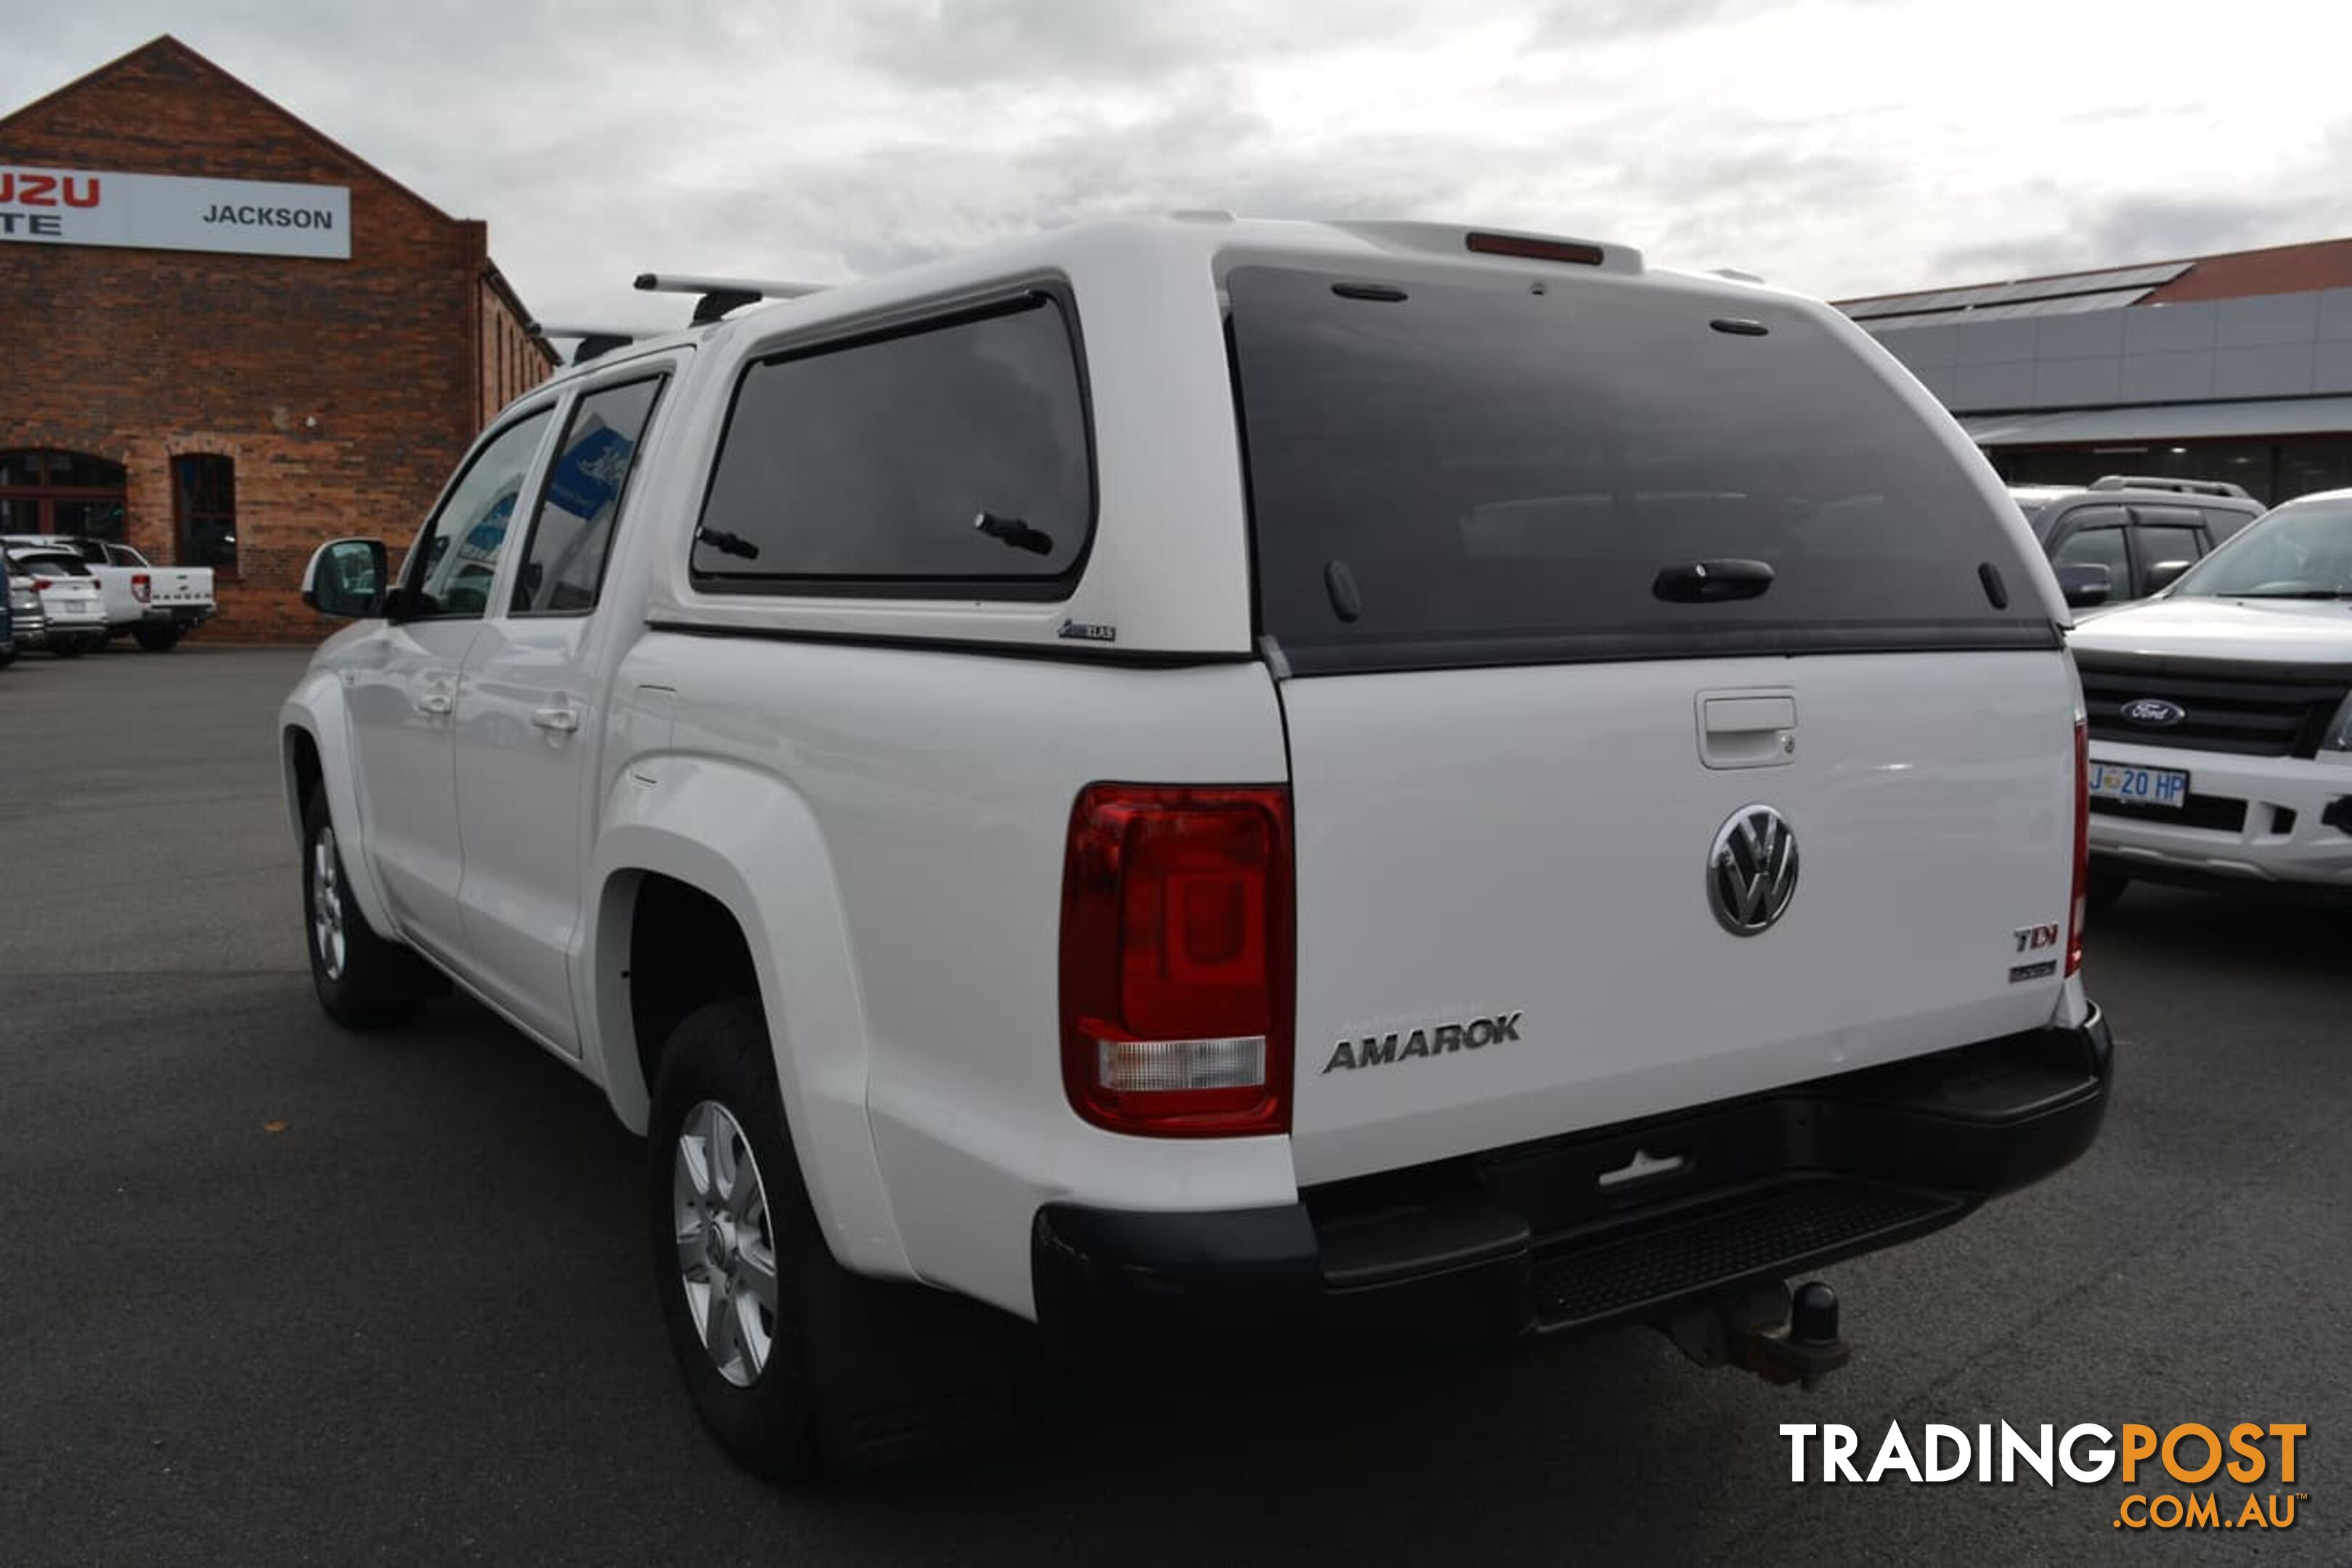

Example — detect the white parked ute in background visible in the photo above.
[280,215,2112,1478]
[2070,488,2352,903]
[0,534,216,650]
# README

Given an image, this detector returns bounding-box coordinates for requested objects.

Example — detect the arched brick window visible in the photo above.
[0,449,127,539]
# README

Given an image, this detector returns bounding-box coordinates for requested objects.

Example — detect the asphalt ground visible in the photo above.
[1,645,2346,1566]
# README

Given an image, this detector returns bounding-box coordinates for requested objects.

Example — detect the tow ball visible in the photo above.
[1659,1279,1852,1390]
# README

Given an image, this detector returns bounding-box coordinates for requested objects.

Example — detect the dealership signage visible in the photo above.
[0,165,349,259]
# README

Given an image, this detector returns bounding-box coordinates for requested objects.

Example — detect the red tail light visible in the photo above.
[2067,719,2088,976]
[1059,783,1293,1137]
[31,577,53,591]
[132,573,151,604]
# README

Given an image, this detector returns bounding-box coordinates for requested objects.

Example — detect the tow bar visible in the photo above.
[1659,1279,1852,1390]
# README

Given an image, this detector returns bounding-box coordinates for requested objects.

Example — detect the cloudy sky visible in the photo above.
[4,0,2346,328]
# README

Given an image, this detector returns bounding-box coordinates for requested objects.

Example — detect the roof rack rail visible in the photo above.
[633,272,830,325]
[526,322,664,367]
[2088,475,2254,500]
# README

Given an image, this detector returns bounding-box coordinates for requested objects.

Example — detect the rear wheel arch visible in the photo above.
[587,817,913,1282]
[617,870,765,1121]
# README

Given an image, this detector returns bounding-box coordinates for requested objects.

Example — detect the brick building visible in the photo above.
[0,36,553,641]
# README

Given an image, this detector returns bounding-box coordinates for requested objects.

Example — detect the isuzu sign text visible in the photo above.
[0,164,349,258]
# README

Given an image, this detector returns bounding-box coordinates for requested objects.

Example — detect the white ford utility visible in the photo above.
[280,216,2111,1477]
[2069,487,2352,903]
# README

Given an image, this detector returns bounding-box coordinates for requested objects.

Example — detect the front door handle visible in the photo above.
[531,705,581,734]
[415,687,454,716]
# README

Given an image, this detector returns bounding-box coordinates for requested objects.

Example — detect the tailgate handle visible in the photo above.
[1705,696,1796,735]
[1698,691,1797,769]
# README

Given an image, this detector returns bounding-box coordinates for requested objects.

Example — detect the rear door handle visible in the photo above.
[531,706,581,734]
[415,687,454,716]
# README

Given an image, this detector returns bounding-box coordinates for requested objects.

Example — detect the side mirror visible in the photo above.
[2055,563,2113,608]
[2145,558,2192,594]
[301,538,388,620]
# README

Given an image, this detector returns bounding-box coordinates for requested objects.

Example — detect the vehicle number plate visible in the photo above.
[2089,761,2190,809]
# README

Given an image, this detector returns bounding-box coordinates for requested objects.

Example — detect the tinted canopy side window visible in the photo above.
[403,409,553,619]
[1226,266,2048,673]
[693,291,1093,595]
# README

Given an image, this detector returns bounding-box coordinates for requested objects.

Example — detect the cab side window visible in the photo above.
[2051,513,2131,593]
[2133,526,2205,595]
[404,409,553,618]
[510,377,666,615]
[2201,505,2256,544]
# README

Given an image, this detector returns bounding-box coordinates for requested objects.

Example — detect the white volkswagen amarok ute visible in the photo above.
[280,215,2110,1477]
[2070,487,2352,902]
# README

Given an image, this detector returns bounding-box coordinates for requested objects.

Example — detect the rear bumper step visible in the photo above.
[1033,1005,2110,1361]
[1531,1180,1958,1331]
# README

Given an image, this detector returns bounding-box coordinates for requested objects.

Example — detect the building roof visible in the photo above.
[0,36,457,224]
[2139,238,2352,304]
[1836,237,2352,328]
[1,33,551,362]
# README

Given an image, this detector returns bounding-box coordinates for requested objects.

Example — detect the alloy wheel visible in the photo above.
[672,1100,781,1387]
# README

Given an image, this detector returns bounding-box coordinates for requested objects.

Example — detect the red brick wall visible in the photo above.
[0,38,549,642]
[479,277,545,428]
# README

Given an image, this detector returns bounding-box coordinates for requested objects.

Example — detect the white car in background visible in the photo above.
[3,548,107,657]
[2070,488,2352,905]
[0,534,216,650]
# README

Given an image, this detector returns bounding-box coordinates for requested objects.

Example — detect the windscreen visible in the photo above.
[2169,497,2352,598]
[1226,266,2051,673]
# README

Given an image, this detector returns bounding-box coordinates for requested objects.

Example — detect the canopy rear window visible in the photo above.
[1226,266,2051,674]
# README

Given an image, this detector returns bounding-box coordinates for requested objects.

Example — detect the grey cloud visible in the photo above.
[830,0,1461,89]
[1530,0,1795,45]
[7,6,2343,326]
[837,0,1210,86]
[627,83,1469,296]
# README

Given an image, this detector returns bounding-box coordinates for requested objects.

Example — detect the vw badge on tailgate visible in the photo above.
[1708,804,1799,936]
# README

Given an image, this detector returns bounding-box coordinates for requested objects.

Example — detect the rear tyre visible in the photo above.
[133,625,182,652]
[648,999,1012,1480]
[2086,870,2129,915]
[301,791,433,1028]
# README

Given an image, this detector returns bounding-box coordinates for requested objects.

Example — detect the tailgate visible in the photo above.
[48,587,104,622]
[150,571,211,606]
[1219,250,2076,1185]
[1281,653,2076,1183]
